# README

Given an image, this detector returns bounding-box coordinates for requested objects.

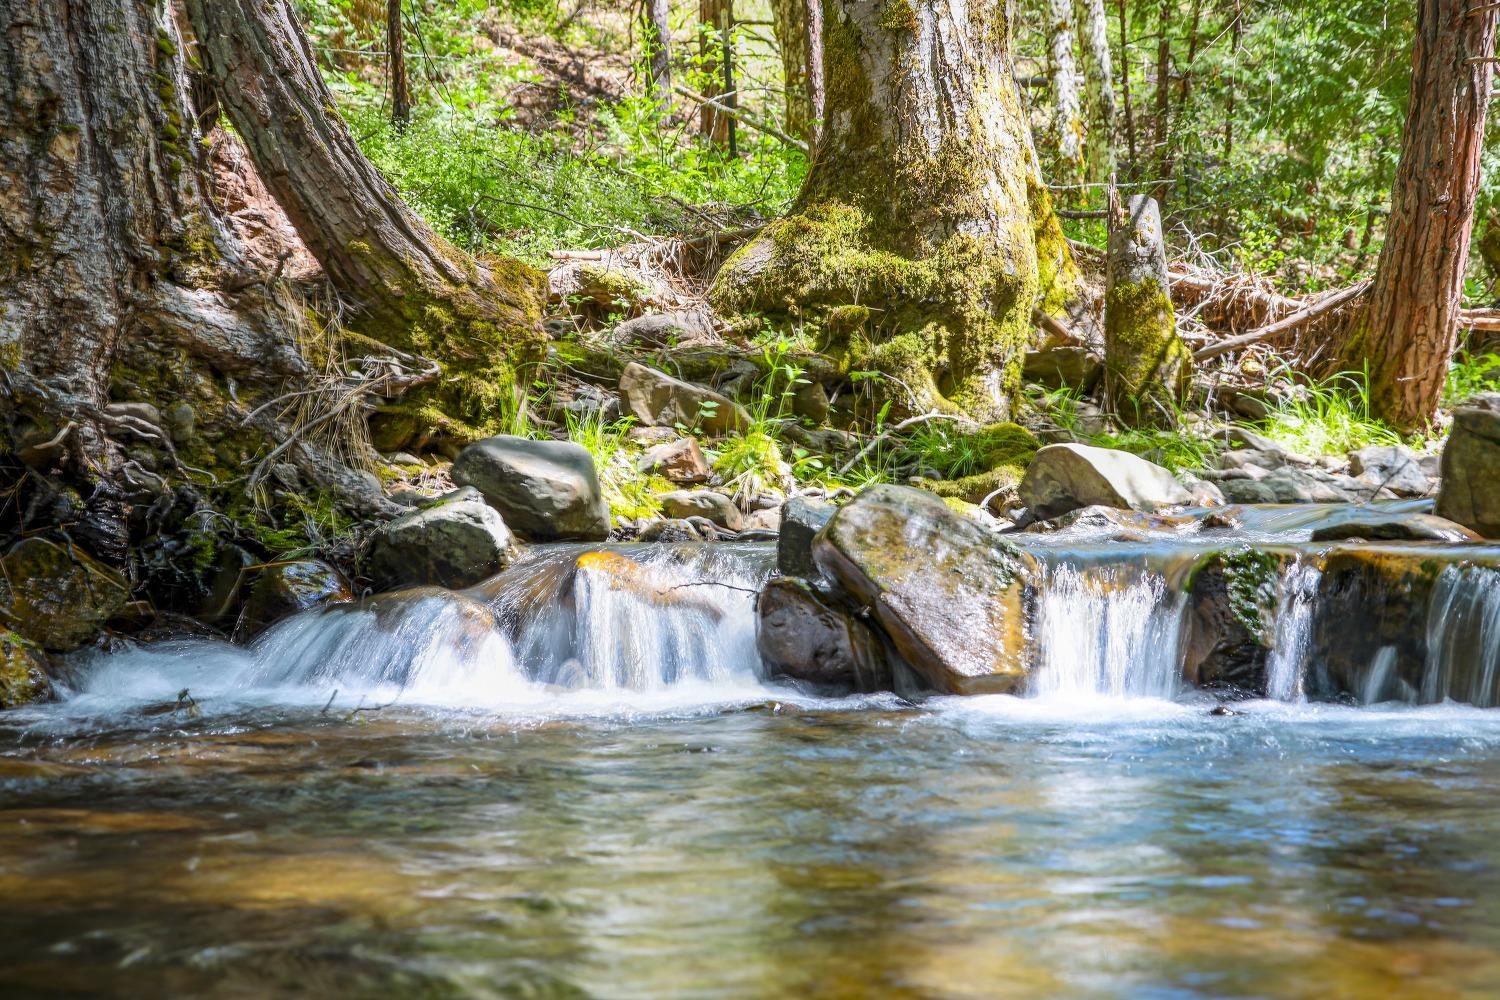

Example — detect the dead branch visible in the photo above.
[1193,280,1371,361]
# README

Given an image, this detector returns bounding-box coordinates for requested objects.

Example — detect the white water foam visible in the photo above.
[1422,564,1500,707]
[1264,560,1321,702]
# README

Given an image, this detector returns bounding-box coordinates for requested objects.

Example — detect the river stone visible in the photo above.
[0,537,129,651]
[0,630,51,708]
[618,362,749,436]
[452,435,610,540]
[756,578,893,693]
[1348,444,1431,497]
[1437,394,1500,537]
[1019,443,1192,520]
[658,490,743,531]
[1309,514,1479,543]
[638,518,704,542]
[1217,469,1358,505]
[1180,548,1292,696]
[235,560,354,639]
[365,487,521,590]
[778,497,835,578]
[607,309,717,349]
[637,438,709,484]
[813,485,1033,695]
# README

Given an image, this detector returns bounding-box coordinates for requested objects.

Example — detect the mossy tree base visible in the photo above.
[1104,196,1190,427]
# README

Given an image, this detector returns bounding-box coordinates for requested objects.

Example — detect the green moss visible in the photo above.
[1029,176,1082,318]
[1221,547,1283,643]
[1105,276,1189,426]
[879,0,918,32]
[0,631,49,709]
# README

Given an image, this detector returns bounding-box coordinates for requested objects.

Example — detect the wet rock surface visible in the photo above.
[365,488,521,590]
[1309,514,1478,543]
[756,577,893,693]
[0,537,130,651]
[1020,443,1191,520]
[777,498,835,578]
[235,560,354,639]
[1437,393,1500,537]
[0,631,52,708]
[452,436,610,541]
[813,485,1033,695]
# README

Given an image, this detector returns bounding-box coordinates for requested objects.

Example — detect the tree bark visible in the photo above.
[183,0,543,360]
[710,0,1079,420]
[1348,0,1497,431]
[388,0,410,128]
[698,0,733,145]
[645,0,673,106]
[770,0,824,143]
[1046,0,1084,182]
[1079,0,1116,173]
[1118,0,1137,165]
[1105,194,1189,425]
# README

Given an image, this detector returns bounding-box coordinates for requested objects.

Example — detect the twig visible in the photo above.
[1192,280,1370,362]
[834,412,968,477]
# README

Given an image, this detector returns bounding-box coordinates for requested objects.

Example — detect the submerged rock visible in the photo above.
[236,560,354,639]
[813,485,1032,695]
[452,435,610,540]
[1309,515,1478,543]
[658,490,744,531]
[756,578,893,693]
[777,497,835,578]
[365,488,520,590]
[0,630,52,708]
[1437,394,1500,537]
[1019,443,1191,520]
[618,362,749,436]
[0,537,129,651]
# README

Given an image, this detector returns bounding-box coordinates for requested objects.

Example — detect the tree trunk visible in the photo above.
[388,0,410,128]
[184,0,546,436]
[698,0,733,145]
[710,0,1079,420]
[645,0,673,106]
[1105,195,1189,426]
[1046,0,1084,183]
[770,0,824,143]
[1118,0,1137,165]
[1079,0,1116,173]
[1348,0,1496,431]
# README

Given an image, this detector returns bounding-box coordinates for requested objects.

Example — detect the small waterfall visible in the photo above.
[1421,564,1500,707]
[1027,562,1188,699]
[1264,561,1321,702]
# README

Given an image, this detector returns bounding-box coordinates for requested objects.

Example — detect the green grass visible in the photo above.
[1252,369,1402,457]
[1445,352,1500,407]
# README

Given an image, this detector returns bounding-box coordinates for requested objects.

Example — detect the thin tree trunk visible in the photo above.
[1152,0,1171,201]
[183,0,544,357]
[1175,0,1202,123]
[805,0,825,146]
[1080,0,1116,173]
[1047,0,1084,182]
[770,0,822,143]
[698,0,732,144]
[712,0,1079,420]
[388,0,410,128]
[1348,0,1497,430]
[1222,0,1242,162]
[1118,0,1137,166]
[645,0,673,106]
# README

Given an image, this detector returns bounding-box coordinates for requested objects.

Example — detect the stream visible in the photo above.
[2,505,1499,998]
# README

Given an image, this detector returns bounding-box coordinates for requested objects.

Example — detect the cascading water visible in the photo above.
[1420,564,1500,707]
[1263,560,1321,702]
[1026,560,1188,700]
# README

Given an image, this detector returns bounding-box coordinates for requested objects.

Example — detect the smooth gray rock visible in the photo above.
[452,436,610,540]
[1217,469,1357,504]
[1020,443,1192,519]
[366,487,520,590]
[1348,444,1433,498]
[777,497,835,578]
[658,490,743,531]
[618,362,749,436]
[607,310,717,349]
[756,578,893,693]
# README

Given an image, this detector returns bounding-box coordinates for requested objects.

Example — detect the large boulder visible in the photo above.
[366,488,521,590]
[778,498,834,578]
[1019,443,1191,520]
[618,362,749,436]
[235,560,353,639]
[756,578,893,693]
[0,537,129,651]
[658,490,743,531]
[1437,394,1500,537]
[813,485,1033,695]
[452,436,610,540]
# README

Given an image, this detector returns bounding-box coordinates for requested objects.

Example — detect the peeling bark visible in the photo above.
[1079,0,1115,171]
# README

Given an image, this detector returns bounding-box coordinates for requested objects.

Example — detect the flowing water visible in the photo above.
[4,511,1500,998]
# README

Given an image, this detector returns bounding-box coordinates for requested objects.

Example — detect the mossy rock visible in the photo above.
[0,631,51,709]
[0,537,130,651]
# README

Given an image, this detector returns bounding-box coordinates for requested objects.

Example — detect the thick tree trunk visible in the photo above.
[1105,195,1188,425]
[1079,0,1116,173]
[1348,0,1496,431]
[710,0,1079,420]
[1046,0,1084,182]
[645,0,673,105]
[770,0,824,142]
[388,0,410,128]
[183,0,543,360]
